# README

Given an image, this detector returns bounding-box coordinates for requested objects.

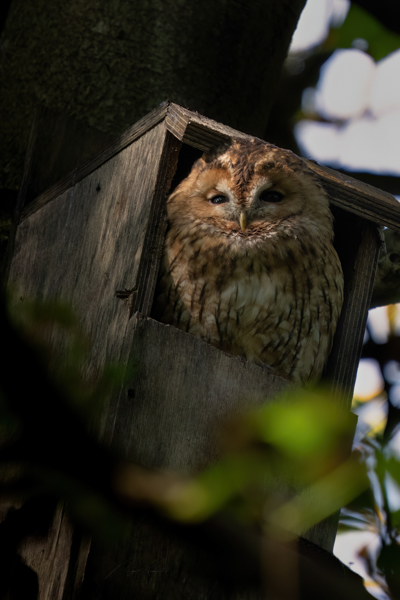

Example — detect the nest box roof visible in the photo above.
[22,100,400,233]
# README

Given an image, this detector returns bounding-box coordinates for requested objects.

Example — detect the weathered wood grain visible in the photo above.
[9,122,175,374]
[166,102,246,150]
[131,131,182,316]
[20,102,169,222]
[308,161,400,233]
[85,314,358,599]
[6,123,179,597]
[83,313,294,600]
[17,504,83,600]
[0,490,88,600]
[326,220,381,407]
[107,314,293,471]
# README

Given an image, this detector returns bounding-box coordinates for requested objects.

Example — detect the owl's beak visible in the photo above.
[240,212,247,232]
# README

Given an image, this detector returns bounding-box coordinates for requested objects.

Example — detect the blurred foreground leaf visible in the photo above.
[6,293,127,419]
[160,389,368,538]
[1,293,131,542]
[0,293,378,599]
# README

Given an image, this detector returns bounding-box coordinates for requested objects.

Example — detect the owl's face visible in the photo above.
[168,140,334,249]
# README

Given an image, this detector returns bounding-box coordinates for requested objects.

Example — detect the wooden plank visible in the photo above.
[6,123,180,597]
[166,103,246,151]
[20,102,169,221]
[130,131,182,316]
[308,161,400,233]
[9,121,172,356]
[302,410,358,553]
[107,314,293,470]
[17,504,81,600]
[83,313,295,600]
[0,492,86,600]
[325,218,381,408]
[20,101,241,224]
[84,314,351,599]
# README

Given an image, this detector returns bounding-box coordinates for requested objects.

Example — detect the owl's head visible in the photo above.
[167,139,334,247]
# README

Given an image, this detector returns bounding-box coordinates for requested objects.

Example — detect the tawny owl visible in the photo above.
[152,139,344,385]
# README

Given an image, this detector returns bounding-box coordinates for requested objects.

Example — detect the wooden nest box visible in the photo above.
[6,101,400,598]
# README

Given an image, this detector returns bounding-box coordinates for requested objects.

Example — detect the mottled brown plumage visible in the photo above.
[152,139,344,384]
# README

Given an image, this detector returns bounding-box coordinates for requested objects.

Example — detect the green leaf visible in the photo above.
[164,452,270,522]
[390,509,400,528]
[386,456,400,483]
[249,389,354,457]
[344,487,377,515]
[334,5,400,61]
[268,454,369,535]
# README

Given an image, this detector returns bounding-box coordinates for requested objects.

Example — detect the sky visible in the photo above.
[292,0,400,176]
[290,3,400,597]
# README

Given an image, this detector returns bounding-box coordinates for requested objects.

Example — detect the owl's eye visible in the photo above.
[259,189,284,203]
[209,195,229,205]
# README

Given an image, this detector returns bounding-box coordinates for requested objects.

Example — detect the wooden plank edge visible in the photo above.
[20,102,170,222]
[166,103,252,150]
[327,223,380,409]
[328,194,400,233]
[309,162,400,231]
[309,161,399,207]
[132,131,183,316]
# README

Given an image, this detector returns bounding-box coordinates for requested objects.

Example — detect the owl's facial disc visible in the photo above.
[204,179,288,233]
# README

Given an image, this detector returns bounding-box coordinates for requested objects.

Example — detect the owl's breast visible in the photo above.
[152,231,343,385]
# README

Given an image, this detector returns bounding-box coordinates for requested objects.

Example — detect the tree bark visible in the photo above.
[0,0,306,192]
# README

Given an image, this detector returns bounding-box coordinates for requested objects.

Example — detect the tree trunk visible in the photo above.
[0,0,306,192]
